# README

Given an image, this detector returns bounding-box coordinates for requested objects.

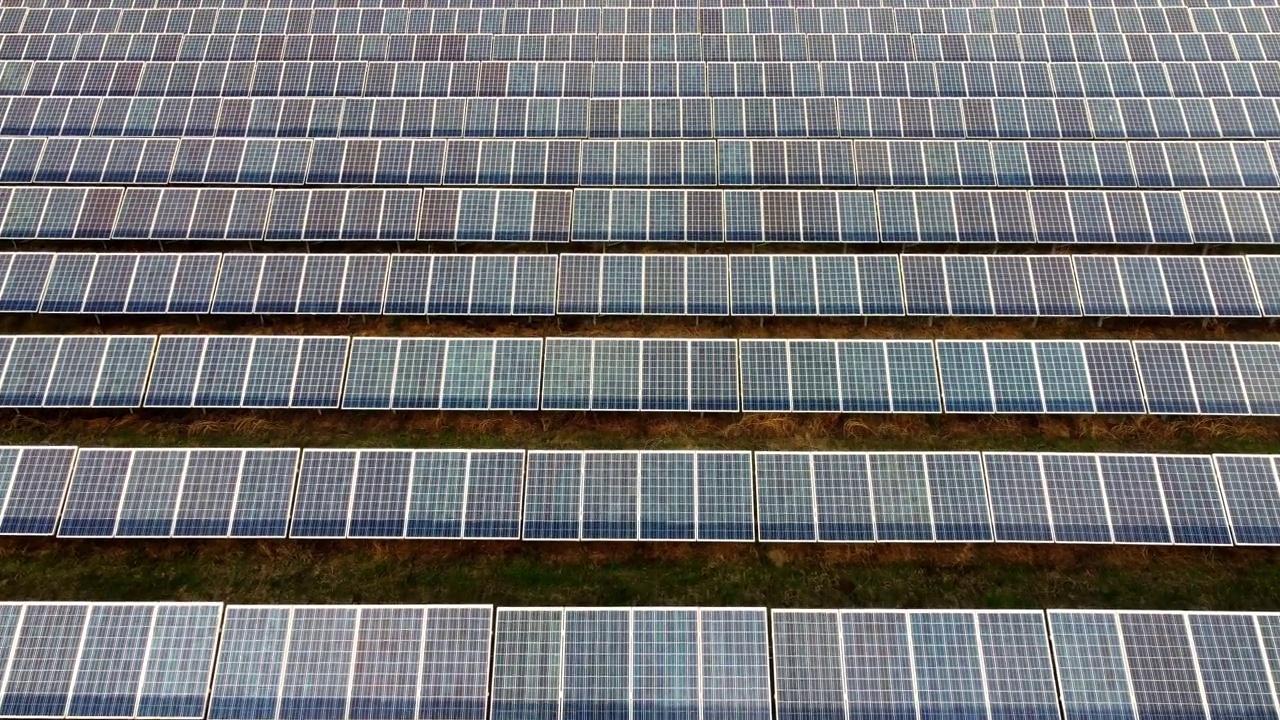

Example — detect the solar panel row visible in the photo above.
[0,187,572,242]
[1,251,1275,319]
[5,59,1280,98]
[7,0,1272,10]
[9,31,1280,64]
[3,4,1276,34]
[4,187,1280,243]
[0,334,1276,414]
[720,253,1262,317]
[569,188,1280,243]
[7,59,1280,102]
[11,95,1279,140]
[0,4,1261,31]
[718,139,1280,188]
[734,337,1280,415]
[24,446,1280,545]
[7,602,1280,720]
[7,137,1280,190]
[1,1,1270,16]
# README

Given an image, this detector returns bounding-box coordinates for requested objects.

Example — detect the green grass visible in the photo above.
[0,541,1277,610]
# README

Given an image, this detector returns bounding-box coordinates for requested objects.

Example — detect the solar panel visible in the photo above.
[342,337,542,411]
[701,608,773,720]
[737,339,941,413]
[489,608,561,720]
[1134,340,1249,415]
[983,453,1054,543]
[1049,609,1280,720]
[290,449,524,539]
[144,335,347,409]
[0,335,155,408]
[1048,611,1139,720]
[978,611,1062,720]
[1187,613,1279,720]
[770,610,845,720]
[211,254,389,315]
[755,451,992,543]
[58,448,299,539]
[1215,455,1280,545]
[541,338,739,412]
[0,602,222,720]
[1119,613,1210,720]
[557,254,730,316]
[1097,454,1176,544]
[777,610,1056,720]
[522,450,752,541]
[936,340,1119,414]
[0,446,75,535]
[210,605,492,720]
[491,607,768,720]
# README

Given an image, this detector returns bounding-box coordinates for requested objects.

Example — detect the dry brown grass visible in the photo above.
[3,408,1280,455]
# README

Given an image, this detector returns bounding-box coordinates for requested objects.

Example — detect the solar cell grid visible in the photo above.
[522,450,753,541]
[289,448,528,540]
[58,448,299,539]
[209,604,492,720]
[0,602,222,720]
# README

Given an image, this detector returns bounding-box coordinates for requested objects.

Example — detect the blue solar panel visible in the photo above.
[541,338,738,412]
[755,453,817,541]
[343,337,542,411]
[776,610,1056,720]
[983,454,1055,543]
[1048,611,1138,720]
[293,448,522,538]
[59,448,299,539]
[0,602,221,720]
[1097,455,1175,545]
[1120,613,1208,720]
[522,450,752,541]
[1215,455,1280,545]
[0,446,75,536]
[211,605,492,720]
